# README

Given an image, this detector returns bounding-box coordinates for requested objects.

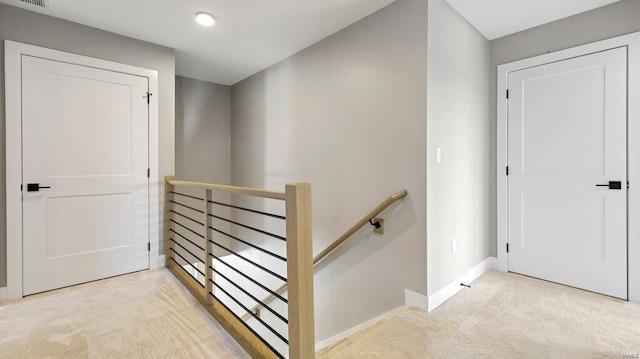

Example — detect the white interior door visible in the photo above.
[507,47,627,299]
[22,55,149,295]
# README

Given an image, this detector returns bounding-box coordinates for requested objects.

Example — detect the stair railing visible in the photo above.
[164,176,314,359]
[241,189,408,321]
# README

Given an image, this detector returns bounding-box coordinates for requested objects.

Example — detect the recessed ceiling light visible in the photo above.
[195,12,215,27]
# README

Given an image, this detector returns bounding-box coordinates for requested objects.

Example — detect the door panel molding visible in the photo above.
[4,41,159,300]
[498,31,640,303]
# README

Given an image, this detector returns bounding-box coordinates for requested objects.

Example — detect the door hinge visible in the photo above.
[506,166,509,176]
[506,89,509,99]
[144,92,153,104]
[148,242,151,251]
[506,243,509,253]
[147,168,150,178]
[628,181,630,189]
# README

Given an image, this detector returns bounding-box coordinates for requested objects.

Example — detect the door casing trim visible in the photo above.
[497,31,640,303]
[3,41,160,301]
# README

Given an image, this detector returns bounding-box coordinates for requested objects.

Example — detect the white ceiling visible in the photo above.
[0,0,395,85]
[445,0,620,40]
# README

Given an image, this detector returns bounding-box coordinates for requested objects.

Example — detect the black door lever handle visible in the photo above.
[27,183,51,192]
[595,181,622,190]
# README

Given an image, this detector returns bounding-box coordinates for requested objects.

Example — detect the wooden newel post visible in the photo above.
[285,183,315,359]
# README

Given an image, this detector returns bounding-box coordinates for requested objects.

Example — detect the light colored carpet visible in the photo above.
[318,270,640,359]
[4,268,640,358]
[0,268,250,359]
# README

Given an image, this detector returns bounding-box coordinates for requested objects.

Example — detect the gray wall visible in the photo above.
[231,0,427,342]
[488,0,640,256]
[426,0,491,294]
[175,76,231,184]
[0,3,176,287]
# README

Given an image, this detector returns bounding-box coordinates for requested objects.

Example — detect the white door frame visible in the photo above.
[3,41,160,301]
[497,31,640,303]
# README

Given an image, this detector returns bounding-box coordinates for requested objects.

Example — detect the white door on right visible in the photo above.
[507,47,627,299]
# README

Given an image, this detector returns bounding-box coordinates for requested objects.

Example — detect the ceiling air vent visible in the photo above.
[18,0,47,8]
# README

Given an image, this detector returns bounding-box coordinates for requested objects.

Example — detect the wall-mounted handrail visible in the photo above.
[313,189,407,266]
[241,189,408,320]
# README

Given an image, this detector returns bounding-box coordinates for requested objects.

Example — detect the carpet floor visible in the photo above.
[0,268,250,359]
[318,270,640,359]
[3,268,640,358]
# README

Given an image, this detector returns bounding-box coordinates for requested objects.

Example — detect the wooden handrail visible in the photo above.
[313,189,407,266]
[168,179,286,201]
[241,189,408,320]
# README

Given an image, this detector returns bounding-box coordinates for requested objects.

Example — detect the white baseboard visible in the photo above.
[0,286,7,302]
[427,256,497,312]
[315,306,407,352]
[314,257,498,352]
[404,289,429,312]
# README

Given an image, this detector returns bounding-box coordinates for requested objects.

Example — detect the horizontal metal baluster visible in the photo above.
[170,219,205,239]
[210,253,287,304]
[210,240,286,282]
[209,213,286,242]
[170,209,205,226]
[169,191,204,201]
[210,280,289,345]
[170,200,204,214]
[169,238,203,263]
[211,266,288,324]
[209,226,286,262]
[169,257,205,289]
[209,199,285,220]
[169,229,205,251]
[210,291,285,359]
[170,248,205,278]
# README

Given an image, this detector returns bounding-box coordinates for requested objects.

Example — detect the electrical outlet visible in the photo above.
[451,238,457,254]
